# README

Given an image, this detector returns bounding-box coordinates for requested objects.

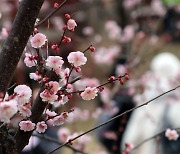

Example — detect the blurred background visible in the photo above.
[0,0,180,154]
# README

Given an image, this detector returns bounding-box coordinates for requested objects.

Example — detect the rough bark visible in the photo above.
[0,0,44,94]
[0,0,44,153]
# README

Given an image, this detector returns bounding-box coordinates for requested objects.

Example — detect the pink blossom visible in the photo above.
[47,81,59,93]
[19,120,35,132]
[67,19,77,31]
[0,27,8,40]
[29,72,42,81]
[165,129,179,140]
[46,56,64,70]
[59,68,70,86]
[40,81,59,102]
[57,127,70,142]
[14,85,32,104]
[24,53,37,67]
[80,87,98,101]
[18,104,31,117]
[67,51,87,67]
[30,33,47,48]
[45,109,57,117]
[51,95,69,107]
[40,89,58,102]
[0,100,18,123]
[75,78,100,91]
[52,115,65,126]
[36,121,47,133]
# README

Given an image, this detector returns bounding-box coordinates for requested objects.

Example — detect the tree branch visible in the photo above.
[47,85,180,154]
[35,0,68,27]
[33,134,87,154]
[0,0,45,95]
[131,127,180,151]
[0,0,45,153]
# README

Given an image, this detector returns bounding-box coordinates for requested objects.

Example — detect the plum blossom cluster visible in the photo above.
[0,13,129,139]
[0,85,32,123]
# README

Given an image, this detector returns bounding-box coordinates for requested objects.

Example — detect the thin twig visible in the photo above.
[47,85,180,154]
[33,134,87,154]
[35,0,68,27]
[131,127,180,151]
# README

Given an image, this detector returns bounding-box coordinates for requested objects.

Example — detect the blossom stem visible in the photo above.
[35,0,68,27]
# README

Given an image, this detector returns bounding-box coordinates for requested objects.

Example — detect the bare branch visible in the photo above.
[131,128,180,151]
[47,85,180,154]
[35,0,68,27]
[33,134,87,154]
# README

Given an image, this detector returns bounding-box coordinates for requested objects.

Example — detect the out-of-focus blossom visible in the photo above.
[14,85,32,105]
[105,20,121,40]
[18,104,31,117]
[30,33,47,48]
[0,27,8,40]
[120,25,135,43]
[165,129,179,140]
[0,100,18,123]
[94,46,120,65]
[58,127,70,142]
[82,26,94,36]
[67,51,87,67]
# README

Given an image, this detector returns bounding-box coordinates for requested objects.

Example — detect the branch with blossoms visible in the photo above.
[0,0,179,154]
[0,2,129,153]
[47,85,180,154]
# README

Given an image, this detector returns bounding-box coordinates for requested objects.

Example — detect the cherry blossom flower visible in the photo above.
[19,120,35,132]
[18,104,31,117]
[40,89,58,102]
[29,72,42,81]
[14,85,32,104]
[165,129,179,140]
[67,19,77,31]
[80,87,98,101]
[67,51,87,67]
[45,109,57,117]
[24,53,37,67]
[57,127,70,142]
[30,33,47,48]
[50,95,69,108]
[46,56,64,70]
[74,78,100,91]
[36,121,47,133]
[40,81,59,102]
[0,100,18,123]
[52,115,65,126]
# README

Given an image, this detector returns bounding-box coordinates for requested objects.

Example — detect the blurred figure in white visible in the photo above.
[121,52,180,154]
